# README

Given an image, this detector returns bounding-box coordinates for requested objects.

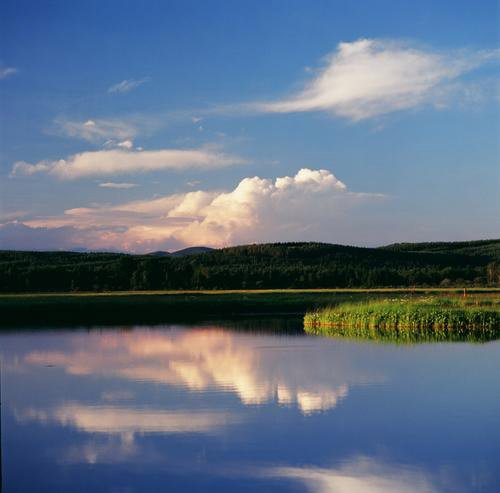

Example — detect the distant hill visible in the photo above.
[0,240,498,292]
[148,247,214,257]
[170,246,215,257]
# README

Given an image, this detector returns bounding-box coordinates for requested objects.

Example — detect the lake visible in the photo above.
[0,318,499,492]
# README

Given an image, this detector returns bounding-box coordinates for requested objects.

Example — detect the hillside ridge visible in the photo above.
[1,240,498,292]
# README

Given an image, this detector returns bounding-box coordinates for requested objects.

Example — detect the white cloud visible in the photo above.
[250,39,500,120]
[7,168,383,252]
[166,190,218,218]
[10,146,245,179]
[98,182,138,189]
[0,67,17,80]
[108,77,150,94]
[54,118,138,143]
[171,168,355,247]
[116,139,134,149]
[10,161,53,176]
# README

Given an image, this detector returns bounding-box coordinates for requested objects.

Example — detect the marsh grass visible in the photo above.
[304,296,500,342]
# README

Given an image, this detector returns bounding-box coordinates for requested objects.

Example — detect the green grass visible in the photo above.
[304,296,500,342]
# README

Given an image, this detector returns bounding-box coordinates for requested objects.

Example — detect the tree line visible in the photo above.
[0,241,498,292]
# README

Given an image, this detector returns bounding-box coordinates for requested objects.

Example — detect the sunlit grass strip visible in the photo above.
[304,298,500,342]
[2,288,499,298]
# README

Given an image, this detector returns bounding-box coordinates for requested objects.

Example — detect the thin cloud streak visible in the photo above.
[108,77,150,94]
[0,67,17,80]
[98,182,138,189]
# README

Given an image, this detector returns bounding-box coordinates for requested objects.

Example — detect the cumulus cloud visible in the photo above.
[108,77,150,94]
[3,168,384,252]
[98,182,138,189]
[250,39,500,120]
[10,146,245,179]
[0,67,17,80]
[169,168,356,247]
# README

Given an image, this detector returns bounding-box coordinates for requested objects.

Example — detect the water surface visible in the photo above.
[0,319,499,492]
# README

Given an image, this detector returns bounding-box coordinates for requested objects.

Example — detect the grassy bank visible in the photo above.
[1,288,498,327]
[304,296,500,342]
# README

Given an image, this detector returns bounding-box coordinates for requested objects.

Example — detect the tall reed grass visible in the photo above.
[304,296,500,342]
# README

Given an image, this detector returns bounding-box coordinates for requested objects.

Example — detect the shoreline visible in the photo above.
[1,288,499,327]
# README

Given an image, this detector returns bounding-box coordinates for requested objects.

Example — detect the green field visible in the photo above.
[304,295,500,342]
[1,288,499,327]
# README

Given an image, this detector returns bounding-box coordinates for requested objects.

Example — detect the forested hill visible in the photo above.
[0,240,498,292]
[380,239,500,259]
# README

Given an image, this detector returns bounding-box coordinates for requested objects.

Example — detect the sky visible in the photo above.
[0,0,499,252]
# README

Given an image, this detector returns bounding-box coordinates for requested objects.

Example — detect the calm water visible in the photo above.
[0,319,499,493]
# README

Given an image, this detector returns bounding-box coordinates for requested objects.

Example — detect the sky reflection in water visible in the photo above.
[1,320,499,492]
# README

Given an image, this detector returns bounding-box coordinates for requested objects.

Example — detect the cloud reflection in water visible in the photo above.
[24,327,378,415]
[265,457,438,493]
[16,404,235,435]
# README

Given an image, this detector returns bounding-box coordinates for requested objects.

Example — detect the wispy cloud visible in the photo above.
[108,77,150,94]
[10,145,246,179]
[247,39,500,121]
[54,118,138,143]
[98,182,138,189]
[0,67,17,80]
[4,168,384,252]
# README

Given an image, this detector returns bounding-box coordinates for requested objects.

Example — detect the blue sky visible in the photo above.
[0,0,499,252]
